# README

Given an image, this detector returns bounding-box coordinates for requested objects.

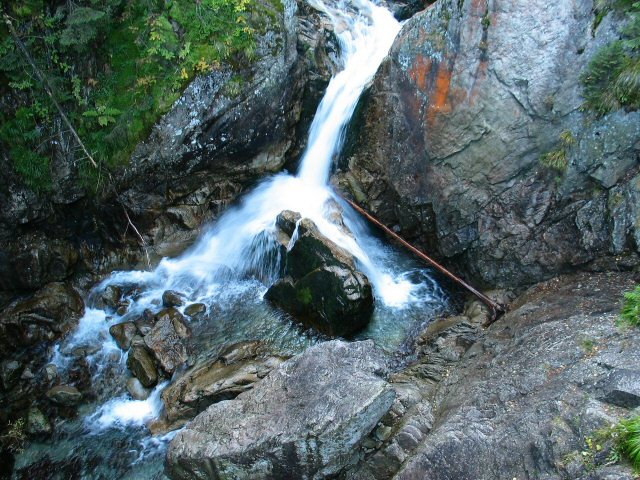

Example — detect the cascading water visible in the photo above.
[13,1,452,478]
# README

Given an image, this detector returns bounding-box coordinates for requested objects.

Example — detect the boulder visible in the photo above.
[275,210,301,238]
[143,308,190,374]
[133,309,156,336]
[0,360,22,391]
[126,346,158,388]
[0,282,84,361]
[265,217,374,337]
[161,341,287,426]
[166,340,395,480]
[108,322,137,350]
[162,290,185,308]
[99,285,122,310]
[46,385,82,406]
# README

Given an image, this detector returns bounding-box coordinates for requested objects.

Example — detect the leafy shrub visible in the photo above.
[582,2,640,115]
[620,285,640,326]
[0,0,279,191]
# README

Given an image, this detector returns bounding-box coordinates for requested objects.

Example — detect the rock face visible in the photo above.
[265,216,374,337]
[341,272,639,480]
[166,340,395,480]
[161,341,287,427]
[337,0,640,287]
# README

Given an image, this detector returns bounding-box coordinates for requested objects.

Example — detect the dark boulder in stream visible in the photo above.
[166,340,394,480]
[265,216,374,337]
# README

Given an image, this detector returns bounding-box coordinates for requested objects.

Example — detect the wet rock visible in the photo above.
[26,407,52,435]
[0,282,84,361]
[99,285,122,310]
[133,309,156,336]
[46,385,82,406]
[275,210,301,238]
[595,369,640,408]
[126,346,158,388]
[162,290,185,308]
[162,341,287,426]
[183,303,206,318]
[143,309,190,374]
[109,322,137,350]
[0,360,23,391]
[166,340,394,480]
[126,377,151,401]
[265,217,374,337]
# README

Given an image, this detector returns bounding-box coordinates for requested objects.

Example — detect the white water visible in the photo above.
[21,1,449,474]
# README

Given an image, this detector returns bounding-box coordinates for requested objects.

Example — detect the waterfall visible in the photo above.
[17,1,450,475]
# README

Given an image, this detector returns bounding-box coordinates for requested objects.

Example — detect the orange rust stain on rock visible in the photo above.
[426,64,453,126]
[407,55,432,92]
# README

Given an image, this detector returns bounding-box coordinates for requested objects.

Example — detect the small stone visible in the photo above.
[184,303,207,318]
[130,335,146,348]
[144,310,189,374]
[20,368,34,380]
[100,285,122,309]
[127,346,158,388]
[46,385,82,406]
[162,290,185,308]
[109,322,138,350]
[27,407,52,435]
[134,310,156,336]
[44,364,58,383]
[126,377,152,401]
[275,210,301,237]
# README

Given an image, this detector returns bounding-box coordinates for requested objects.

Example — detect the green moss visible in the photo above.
[297,287,313,306]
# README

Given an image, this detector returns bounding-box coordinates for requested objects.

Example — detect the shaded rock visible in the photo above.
[162,290,185,308]
[161,341,287,426]
[109,322,137,350]
[27,407,52,435]
[166,340,394,480]
[595,369,640,408]
[126,377,151,401]
[46,385,82,406]
[0,360,22,391]
[183,303,206,318]
[43,363,58,383]
[265,217,374,337]
[0,282,84,361]
[144,309,190,374]
[127,346,158,388]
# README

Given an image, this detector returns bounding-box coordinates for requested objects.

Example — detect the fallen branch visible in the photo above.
[339,195,505,323]
[2,12,98,168]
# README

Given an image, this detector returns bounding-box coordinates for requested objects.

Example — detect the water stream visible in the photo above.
[14,0,452,477]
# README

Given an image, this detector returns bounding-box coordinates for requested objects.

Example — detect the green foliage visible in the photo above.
[540,130,576,173]
[620,285,640,327]
[0,419,27,454]
[582,2,640,115]
[0,0,279,192]
[616,415,640,471]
